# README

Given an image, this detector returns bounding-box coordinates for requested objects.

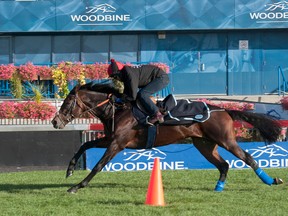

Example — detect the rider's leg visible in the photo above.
[137,75,169,124]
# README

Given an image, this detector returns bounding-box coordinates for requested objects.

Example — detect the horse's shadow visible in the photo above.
[0,182,140,193]
[0,183,71,193]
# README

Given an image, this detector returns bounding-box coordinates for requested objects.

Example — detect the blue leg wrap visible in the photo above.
[255,168,274,185]
[214,180,225,192]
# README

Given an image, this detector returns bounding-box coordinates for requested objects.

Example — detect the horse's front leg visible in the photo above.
[67,140,124,194]
[66,137,109,178]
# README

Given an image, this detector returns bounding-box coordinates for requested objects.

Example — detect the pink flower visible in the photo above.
[18,62,38,81]
[0,102,17,118]
[197,99,254,111]
[0,64,16,80]
[17,101,56,120]
[0,101,56,120]
[149,62,170,73]
[84,63,109,80]
[37,66,52,79]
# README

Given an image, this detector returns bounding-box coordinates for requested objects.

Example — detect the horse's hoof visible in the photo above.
[67,187,78,194]
[273,178,284,185]
[66,170,73,178]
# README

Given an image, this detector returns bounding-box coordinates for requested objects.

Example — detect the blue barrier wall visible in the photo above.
[1,1,288,96]
[1,0,288,32]
[86,142,288,171]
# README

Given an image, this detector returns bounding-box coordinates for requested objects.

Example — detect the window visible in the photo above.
[52,35,80,63]
[110,35,138,63]
[82,35,109,63]
[0,37,11,64]
[14,36,51,64]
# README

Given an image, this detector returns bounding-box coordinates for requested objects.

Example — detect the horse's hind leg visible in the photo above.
[222,141,283,186]
[193,138,229,192]
[66,138,109,178]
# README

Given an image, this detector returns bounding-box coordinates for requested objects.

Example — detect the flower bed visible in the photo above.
[0,101,56,120]
[0,61,169,81]
[198,98,255,111]
[0,61,170,99]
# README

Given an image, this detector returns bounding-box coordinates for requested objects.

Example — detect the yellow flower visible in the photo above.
[52,67,69,98]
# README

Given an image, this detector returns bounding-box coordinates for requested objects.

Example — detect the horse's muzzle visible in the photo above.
[51,114,66,129]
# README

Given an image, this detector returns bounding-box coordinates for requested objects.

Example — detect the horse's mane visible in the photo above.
[70,81,121,96]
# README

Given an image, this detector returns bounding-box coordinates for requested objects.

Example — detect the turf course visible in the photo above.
[0,168,287,216]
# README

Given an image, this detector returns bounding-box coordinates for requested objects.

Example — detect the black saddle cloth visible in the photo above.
[132,94,211,126]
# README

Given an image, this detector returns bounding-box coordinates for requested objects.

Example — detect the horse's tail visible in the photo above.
[226,110,282,143]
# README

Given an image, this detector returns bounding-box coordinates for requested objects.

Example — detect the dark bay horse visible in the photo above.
[51,82,283,193]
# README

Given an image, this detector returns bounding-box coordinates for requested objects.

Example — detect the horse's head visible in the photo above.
[51,85,83,129]
[52,81,120,129]
[52,86,109,129]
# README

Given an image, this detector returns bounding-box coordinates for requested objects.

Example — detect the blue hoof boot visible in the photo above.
[255,168,274,186]
[214,180,225,192]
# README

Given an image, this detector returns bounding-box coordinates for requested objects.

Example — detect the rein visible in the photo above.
[76,93,113,118]
[74,93,116,132]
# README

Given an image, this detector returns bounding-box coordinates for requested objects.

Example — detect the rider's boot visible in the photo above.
[149,111,164,124]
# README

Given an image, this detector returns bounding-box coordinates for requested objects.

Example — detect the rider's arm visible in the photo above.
[122,67,139,100]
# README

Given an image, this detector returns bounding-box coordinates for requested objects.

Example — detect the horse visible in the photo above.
[51,82,283,194]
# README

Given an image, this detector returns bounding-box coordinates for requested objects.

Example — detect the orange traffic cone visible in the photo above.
[145,157,165,206]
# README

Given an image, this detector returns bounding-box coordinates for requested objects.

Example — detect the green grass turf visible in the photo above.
[0,168,287,216]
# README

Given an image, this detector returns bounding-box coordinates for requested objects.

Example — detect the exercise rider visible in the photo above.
[107,59,169,125]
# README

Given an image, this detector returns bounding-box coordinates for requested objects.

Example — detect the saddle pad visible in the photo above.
[163,99,210,125]
[132,95,210,126]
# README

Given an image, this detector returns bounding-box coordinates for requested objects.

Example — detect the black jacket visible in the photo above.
[120,65,167,100]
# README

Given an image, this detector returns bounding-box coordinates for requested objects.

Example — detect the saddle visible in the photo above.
[132,94,211,126]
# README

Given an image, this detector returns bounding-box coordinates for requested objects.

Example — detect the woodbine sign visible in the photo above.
[249,1,288,24]
[70,3,132,26]
[2,0,288,32]
[86,142,288,171]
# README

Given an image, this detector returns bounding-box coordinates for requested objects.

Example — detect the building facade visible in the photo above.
[1,0,288,95]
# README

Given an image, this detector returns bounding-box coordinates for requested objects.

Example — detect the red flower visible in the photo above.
[149,62,170,73]
[197,99,254,111]
[17,101,56,120]
[37,65,52,79]
[84,63,109,80]
[0,64,16,80]
[0,102,17,118]
[18,62,38,81]
[0,101,56,120]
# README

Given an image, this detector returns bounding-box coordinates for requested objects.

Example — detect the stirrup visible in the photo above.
[146,116,155,126]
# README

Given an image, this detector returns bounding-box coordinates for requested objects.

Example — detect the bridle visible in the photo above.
[76,93,112,119]
[55,92,112,128]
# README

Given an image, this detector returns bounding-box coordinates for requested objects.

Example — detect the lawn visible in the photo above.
[0,168,287,216]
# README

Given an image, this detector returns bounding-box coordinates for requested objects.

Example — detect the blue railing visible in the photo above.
[278,66,287,96]
[0,80,10,96]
